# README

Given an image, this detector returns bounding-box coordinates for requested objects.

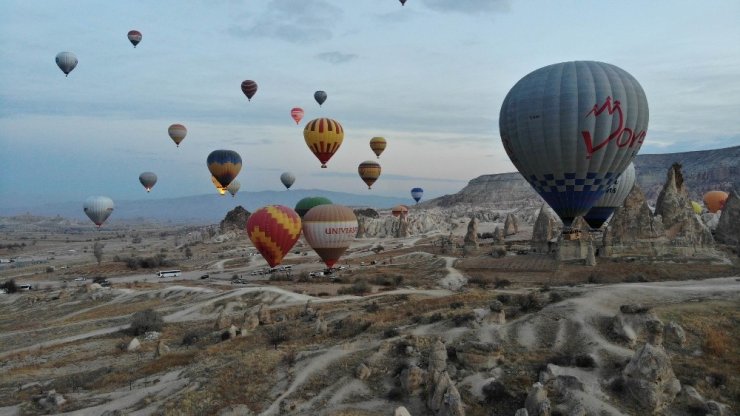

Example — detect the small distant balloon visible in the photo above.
[703,191,728,213]
[207,150,242,189]
[314,90,327,106]
[168,124,187,147]
[411,187,424,204]
[691,201,702,215]
[241,80,258,101]
[399,0,407,5]
[294,196,332,218]
[358,160,381,189]
[291,107,305,124]
[55,52,78,77]
[127,30,142,48]
[139,172,157,193]
[280,172,296,189]
[227,180,241,197]
[369,137,387,158]
[83,196,114,228]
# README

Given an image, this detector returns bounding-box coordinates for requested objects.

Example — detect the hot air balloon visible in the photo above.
[314,90,327,106]
[302,204,357,269]
[291,107,304,125]
[207,150,242,189]
[247,205,302,268]
[358,160,381,189]
[168,124,187,147]
[211,176,226,195]
[55,52,78,77]
[303,118,344,168]
[499,61,649,227]
[227,179,241,197]
[139,172,157,193]
[703,191,728,213]
[399,0,407,5]
[411,187,424,204]
[583,163,636,228]
[83,196,114,227]
[369,137,387,158]
[241,80,258,101]
[127,30,142,48]
[391,205,409,218]
[280,172,296,189]
[295,196,332,218]
[691,201,702,215]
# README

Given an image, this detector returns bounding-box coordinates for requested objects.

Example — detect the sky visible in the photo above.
[1,0,739,208]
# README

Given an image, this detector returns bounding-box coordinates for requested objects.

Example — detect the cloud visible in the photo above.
[421,0,512,14]
[228,0,343,44]
[316,51,358,64]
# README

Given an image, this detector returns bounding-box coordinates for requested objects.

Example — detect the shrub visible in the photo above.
[333,317,372,338]
[496,294,511,304]
[181,331,204,347]
[549,291,565,303]
[129,309,164,335]
[574,354,597,368]
[387,386,406,401]
[264,324,289,349]
[427,312,444,323]
[516,292,545,312]
[494,278,511,288]
[337,280,371,295]
[365,302,380,313]
[704,328,729,357]
[452,312,476,327]
[1,279,17,294]
[482,380,512,403]
[383,327,400,338]
[450,301,464,309]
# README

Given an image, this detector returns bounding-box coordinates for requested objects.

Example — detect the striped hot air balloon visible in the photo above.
[207,150,242,189]
[302,204,357,269]
[127,30,142,47]
[168,124,187,147]
[294,196,332,218]
[410,187,424,204]
[83,196,114,227]
[291,107,304,125]
[241,80,258,101]
[247,205,302,268]
[583,162,636,229]
[358,160,381,189]
[55,52,78,77]
[303,118,344,168]
[369,137,387,158]
[138,172,157,193]
[499,61,649,226]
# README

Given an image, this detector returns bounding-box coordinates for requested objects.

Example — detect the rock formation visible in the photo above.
[127,337,141,352]
[524,382,551,416]
[219,205,250,232]
[715,189,739,246]
[355,216,366,238]
[612,304,663,347]
[664,321,686,346]
[604,184,663,244]
[155,340,169,358]
[401,365,426,394]
[243,311,259,331]
[257,304,271,325]
[622,342,681,412]
[394,407,412,416]
[585,242,596,266]
[504,213,518,236]
[355,362,371,380]
[654,163,713,246]
[214,310,230,330]
[397,214,410,238]
[463,217,478,247]
[570,216,591,233]
[492,226,505,244]
[531,205,555,254]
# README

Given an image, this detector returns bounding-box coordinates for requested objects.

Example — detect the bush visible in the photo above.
[450,301,464,309]
[333,317,372,338]
[181,331,203,346]
[549,291,565,303]
[452,312,476,327]
[427,312,444,323]
[365,302,380,313]
[624,273,647,283]
[494,278,511,288]
[496,294,511,304]
[129,309,164,335]
[1,279,17,294]
[704,328,729,357]
[387,386,406,401]
[337,280,371,295]
[263,324,289,349]
[516,292,546,312]
[383,327,400,338]
[482,380,512,403]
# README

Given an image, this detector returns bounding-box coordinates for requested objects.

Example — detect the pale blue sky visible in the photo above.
[1,0,738,207]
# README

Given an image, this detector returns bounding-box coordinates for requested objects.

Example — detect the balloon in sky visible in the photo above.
[291,107,304,124]
[358,160,381,189]
[391,205,409,218]
[211,176,226,196]
[227,179,240,197]
[168,124,187,147]
[280,172,296,189]
[411,187,424,204]
[83,196,114,227]
[703,191,728,213]
[303,118,344,168]
[399,0,407,5]
[691,201,702,215]
[55,52,78,77]
[499,61,649,226]
[302,204,357,269]
[295,196,332,218]
[246,205,302,268]
[207,150,242,189]
[314,90,327,106]
[127,30,142,48]
[241,80,258,101]
[138,172,157,193]
[583,162,636,229]
[369,137,387,158]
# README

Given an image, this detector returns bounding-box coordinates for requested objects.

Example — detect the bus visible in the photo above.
[157,270,181,278]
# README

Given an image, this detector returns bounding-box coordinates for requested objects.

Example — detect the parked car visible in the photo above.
[74,277,86,281]
[200,274,210,279]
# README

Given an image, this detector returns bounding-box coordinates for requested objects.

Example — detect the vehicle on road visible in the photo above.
[157,270,181,278]
[200,274,210,279]
[74,277,86,281]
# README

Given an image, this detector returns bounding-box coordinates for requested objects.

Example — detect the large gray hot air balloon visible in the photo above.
[499,60,648,226]
[55,52,78,77]
[280,172,296,190]
[583,162,636,228]
[83,196,114,227]
[138,172,157,193]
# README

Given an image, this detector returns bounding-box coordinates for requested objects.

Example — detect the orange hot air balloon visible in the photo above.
[168,124,187,147]
[247,205,302,268]
[303,118,344,168]
[358,160,381,189]
[291,107,304,125]
[391,205,409,218]
[369,137,387,158]
[703,191,728,213]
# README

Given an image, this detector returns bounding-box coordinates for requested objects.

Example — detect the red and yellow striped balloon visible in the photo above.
[246,205,302,268]
[303,118,344,168]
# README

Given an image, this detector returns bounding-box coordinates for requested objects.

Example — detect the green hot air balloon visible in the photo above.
[294,196,332,218]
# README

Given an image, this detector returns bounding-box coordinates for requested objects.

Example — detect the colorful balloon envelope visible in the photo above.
[411,187,424,204]
[302,204,357,269]
[314,90,327,106]
[83,196,114,227]
[207,149,242,189]
[241,80,258,101]
[247,205,302,268]
[303,118,344,168]
[399,0,407,5]
[391,205,409,217]
[499,61,649,226]
[139,172,157,193]
[280,172,296,189]
[295,196,332,218]
[168,124,187,147]
[369,137,387,158]
[55,52,78,77]
[227,179,241,197]
[691,201,702,215]
[211,176,226,195]
[703,191,728,213]
[127,30,142,48]
[291,108,305,125]
[583,162,636,229]
[358,160,381,189]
